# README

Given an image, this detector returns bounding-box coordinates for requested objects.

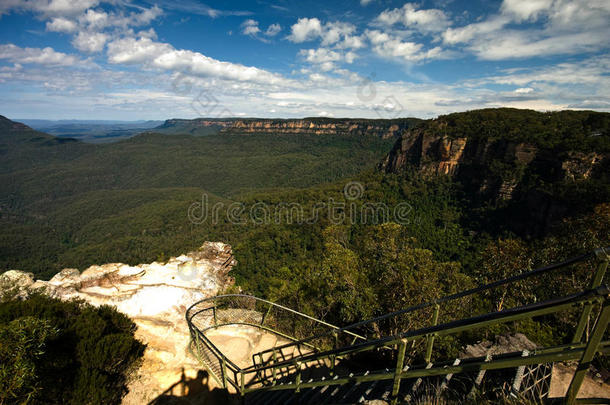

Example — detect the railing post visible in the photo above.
[221,356,228,389]
[391,338,408,405]
[261,303,273,326]
[330,330,338,376]
[295,361,302,393]
[572,248,608,343]
[566,296,610,404]
[272,349,278,385]
[213,305,218,326]
[425,304,440,363]
[240,370,245,396]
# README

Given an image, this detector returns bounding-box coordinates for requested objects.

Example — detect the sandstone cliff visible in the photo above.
[154,117,421,139]
[0,241,235,404]
[381,128,605,198]
[379,109,609,235]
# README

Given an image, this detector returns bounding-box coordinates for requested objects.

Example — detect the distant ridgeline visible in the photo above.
[380,108,610,235]
[151,117,422,138]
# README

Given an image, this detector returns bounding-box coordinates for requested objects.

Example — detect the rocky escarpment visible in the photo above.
[381,128,606,199]
[155,117,421,139]
[0,241,235,404]
[225,118,419,139]
[380,109,609,235]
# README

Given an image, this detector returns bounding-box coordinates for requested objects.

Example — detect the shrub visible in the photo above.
[0,293,145,405]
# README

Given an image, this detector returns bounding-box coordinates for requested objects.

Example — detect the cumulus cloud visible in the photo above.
[72,31,108,53]
[46,17,78,32]
[287,17,323,42]
[241,19,260,36]
[375,3,450,33]
[265,23,281,37]
[240,20,281,41]
[288,18,364,50]
[106,35,294,86]
[0,43,85,66]
[366,29,445,62]
[300,48,342,64]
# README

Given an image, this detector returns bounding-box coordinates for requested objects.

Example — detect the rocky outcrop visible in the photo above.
[155,118,421,139]
[0,241,236,404]
[380,128,606,202]
[460,333,537,359]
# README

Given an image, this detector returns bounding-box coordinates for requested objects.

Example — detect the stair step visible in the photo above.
[307,384,330,404]
[339,371,369,402]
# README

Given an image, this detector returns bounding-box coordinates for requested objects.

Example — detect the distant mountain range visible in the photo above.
[16,119,163,143]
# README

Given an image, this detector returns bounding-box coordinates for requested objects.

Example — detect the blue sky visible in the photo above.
[0,0,608,120]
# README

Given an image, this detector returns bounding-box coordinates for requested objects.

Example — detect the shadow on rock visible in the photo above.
[149,369,241,405]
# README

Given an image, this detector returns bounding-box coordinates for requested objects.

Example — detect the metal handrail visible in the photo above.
[187,294,365,341]
[254,248,605,360]
[187,247,609,404]
[185,294,367,376]
[244,286,609,375]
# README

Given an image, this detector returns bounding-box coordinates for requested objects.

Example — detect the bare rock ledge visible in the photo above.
[0,241,236,404]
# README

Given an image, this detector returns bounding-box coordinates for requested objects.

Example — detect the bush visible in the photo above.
[0,294,145,405]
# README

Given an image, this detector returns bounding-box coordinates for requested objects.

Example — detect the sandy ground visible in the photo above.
[549,362,610,399]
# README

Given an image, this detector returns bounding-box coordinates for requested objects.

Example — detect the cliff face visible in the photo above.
[0,241,235,404]
[380,125,608,235]
[155,118,421,139]
[381,128,605,198]
[226,119,414,139]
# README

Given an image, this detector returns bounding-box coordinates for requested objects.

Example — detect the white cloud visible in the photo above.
[475,56,610,87]
[375,3,450,33]
[300,48,342,64]
[106,36,295,87]
[46,17,77,32]
[443,0,610,59]
[241,19,260,36]
[442,16,509,45]
[468,29,608,60]
[366,29,445,62]
[360,0,374,5]
[72,31,108,53]
[79,8,108,30]
[287,17,322,42]
[133,5,162,26]
[299,47,358,73]
[320,21,355,46]
[501,0,554,21]
[514,87,534,93]
[0,43,84,66]
[288,18,364,50]
[241,20,281,41]
[265,23,281,37]
[1,0,99,17]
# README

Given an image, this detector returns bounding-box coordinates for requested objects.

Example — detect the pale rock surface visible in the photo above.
[0,241,236,404]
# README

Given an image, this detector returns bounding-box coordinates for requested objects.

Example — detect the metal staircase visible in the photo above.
[186,247,610,404]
